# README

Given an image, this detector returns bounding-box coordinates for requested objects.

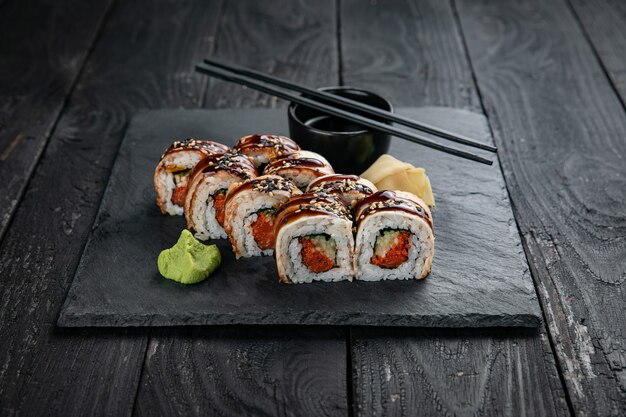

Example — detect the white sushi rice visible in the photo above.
[241,212,273,257]
[225,192,284,258]
[275,215,354,283]
[355,211,434,281]
[184,171,240,240]
[154,151,204,215]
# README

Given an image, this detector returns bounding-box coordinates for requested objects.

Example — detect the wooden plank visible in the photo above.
[0,1,223,415]
[456,0,626,414]
[340,1,570,415]
[340,0,480,111]
[568,0,626,103]
[203,0,339,109]
[134,1,348,416]
[351,328,568,416]
[135,327,347,417]
[0,0,112,241]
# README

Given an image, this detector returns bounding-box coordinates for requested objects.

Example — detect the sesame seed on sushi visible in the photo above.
[154,139,230,216]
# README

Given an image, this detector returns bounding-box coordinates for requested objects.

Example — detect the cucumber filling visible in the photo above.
[171,169,191,206]
[173,169,190,185]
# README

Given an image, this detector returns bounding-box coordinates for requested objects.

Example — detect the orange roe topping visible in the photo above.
[299,238,335,273]
[251,211,275,250]
[171,186,187,207]
[214,192,227,226]
[371,231,412,269]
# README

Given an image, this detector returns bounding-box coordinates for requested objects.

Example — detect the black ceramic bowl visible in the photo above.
[288,87,393,174]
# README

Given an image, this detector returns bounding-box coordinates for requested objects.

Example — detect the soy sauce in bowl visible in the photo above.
[304,115,367,133]
[288,87,393,174]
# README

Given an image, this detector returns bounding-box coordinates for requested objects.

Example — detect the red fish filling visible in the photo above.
[171,170,190,206]
[171,185,187,207]
[213,189,227,226]
[371,229,412,269]
[251,209,276,250]
[299,234,337,273]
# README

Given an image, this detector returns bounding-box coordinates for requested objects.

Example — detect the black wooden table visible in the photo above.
[1,1,625,416]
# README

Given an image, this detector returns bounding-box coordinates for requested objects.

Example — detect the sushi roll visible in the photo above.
[306,174,377,207]
[263,150,334,190]
[154,139,230,215]
[354,190,434,281]
[223,175,302,258]
[234,134,300,169]
[274,193,354,284]
[184,152,257,240]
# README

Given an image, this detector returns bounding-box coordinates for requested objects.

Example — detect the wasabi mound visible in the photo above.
[158,230,221,284]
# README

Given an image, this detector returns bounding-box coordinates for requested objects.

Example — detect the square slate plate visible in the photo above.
[58,108,541,328]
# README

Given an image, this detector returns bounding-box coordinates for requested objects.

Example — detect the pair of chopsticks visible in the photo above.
[196,59,496,165]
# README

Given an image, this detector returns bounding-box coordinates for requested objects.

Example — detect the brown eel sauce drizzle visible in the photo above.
[160,138,230,160]
[188,152,258,184]
[274,193,352,237]
[234,134,300,155]
[224,176,301,208]
[354,190,432,230]
[308,174,374,195]
[263,153,331,176]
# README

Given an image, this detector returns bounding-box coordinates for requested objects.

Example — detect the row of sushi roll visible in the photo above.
[154,135,434,283]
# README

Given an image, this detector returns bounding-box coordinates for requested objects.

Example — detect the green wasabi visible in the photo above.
[158,230,221,284]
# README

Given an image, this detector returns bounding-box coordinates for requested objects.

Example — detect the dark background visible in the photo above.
[1,0,625,416]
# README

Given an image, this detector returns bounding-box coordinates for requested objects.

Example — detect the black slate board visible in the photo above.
[58,108,541,327]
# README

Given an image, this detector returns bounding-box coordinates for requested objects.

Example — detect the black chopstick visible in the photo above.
[203,58,496,153]
[196,63,493,165]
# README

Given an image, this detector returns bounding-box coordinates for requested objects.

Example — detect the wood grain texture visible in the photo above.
[0,0,222,415]
[457,0,626,414]
[203,0,339,109]
[0,0,111,241]
[352,328,567,417]
[568,0,626,102]
[134,1,348,416]
[340,0,480,110]
[341,1,569,415]
[135,327,347,417]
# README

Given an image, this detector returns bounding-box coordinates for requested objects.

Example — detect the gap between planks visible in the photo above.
[450,0,577,414]
[450,0,626,414]
[129,0,226,411]
[336,2,354,414]
[564,0,626,116]
[0,0,118,243]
